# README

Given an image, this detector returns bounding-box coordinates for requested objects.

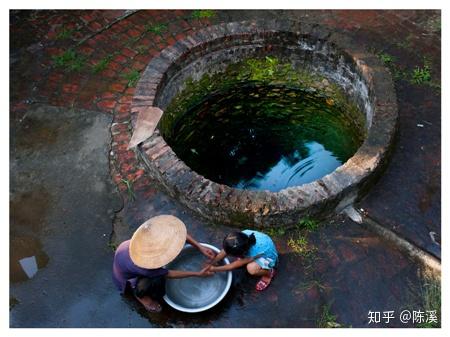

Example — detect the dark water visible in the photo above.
[10,189,51,283]
[165,84,364,192]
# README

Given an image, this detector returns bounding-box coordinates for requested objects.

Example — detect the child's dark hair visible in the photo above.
[223,231,256,257]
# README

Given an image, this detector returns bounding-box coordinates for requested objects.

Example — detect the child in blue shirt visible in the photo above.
[206,229,278,291]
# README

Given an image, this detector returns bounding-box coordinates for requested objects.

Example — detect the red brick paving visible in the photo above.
[10,10,440,197]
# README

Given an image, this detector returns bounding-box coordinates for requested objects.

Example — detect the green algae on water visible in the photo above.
[160,57,366,192]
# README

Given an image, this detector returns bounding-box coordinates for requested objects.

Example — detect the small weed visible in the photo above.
[56,27,74,40]
[238,56,280,82]
[297,279,329,292]
[317,304,343,328]
[411,58,440,93]
[121,178,136,201]
[297,217,319,231]
[92,54,114,74]
[416,279,441,328]
[122,69,140,87]
[107,242,119,252]
[411,64,431,85]
[191,10,216,19]
[378,52,395,66]
[145,23,168,36]
[135,45,148,54]
[403,272,441,328]
[52,48,85,72]
[264,226,286,238]
[373,49,410,82]
[288,235,309,255]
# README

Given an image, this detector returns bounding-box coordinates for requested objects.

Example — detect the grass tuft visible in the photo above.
[92,54,115,74]
[52,48,86,72]
[145,23,168,36]
[317,304,342,328]
[191,10,216,19]
[378,52,395,66]
[297,217,319,231]
[411,65,432,85]
[56,27,74,40]
[121,178,136,201]
[416,279,441,328]
[122,69,140,88]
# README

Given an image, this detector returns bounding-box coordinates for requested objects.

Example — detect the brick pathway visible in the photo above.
[10,10,441,327]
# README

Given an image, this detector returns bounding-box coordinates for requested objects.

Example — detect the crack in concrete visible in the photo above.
[107,117,127,251]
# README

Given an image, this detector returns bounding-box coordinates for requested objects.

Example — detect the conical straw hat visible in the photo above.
[129,215,187,269]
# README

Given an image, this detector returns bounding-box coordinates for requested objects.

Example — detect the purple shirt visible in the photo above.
[112,240,168,293]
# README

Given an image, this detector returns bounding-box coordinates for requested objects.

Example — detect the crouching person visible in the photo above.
[112,215,215,312]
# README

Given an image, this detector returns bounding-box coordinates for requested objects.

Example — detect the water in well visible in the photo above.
[161,58,366,192]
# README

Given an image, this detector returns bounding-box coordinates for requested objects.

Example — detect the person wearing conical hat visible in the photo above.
[112,215,216,312]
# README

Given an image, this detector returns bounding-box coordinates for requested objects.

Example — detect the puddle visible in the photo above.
[10,189,52,283]
[10,189,52,232]
[13,116,61,151]
[10,235,49,283]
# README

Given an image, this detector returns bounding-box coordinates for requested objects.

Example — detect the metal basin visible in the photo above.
[164,243,232,313]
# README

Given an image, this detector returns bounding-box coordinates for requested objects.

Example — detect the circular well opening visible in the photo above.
[160,57,367,192]
[133,20,398,227]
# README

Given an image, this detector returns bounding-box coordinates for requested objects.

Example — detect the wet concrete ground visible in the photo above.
[9,105,131,327]
[10,10,440,328]
[112,191,424,328]
[9,116,424,327]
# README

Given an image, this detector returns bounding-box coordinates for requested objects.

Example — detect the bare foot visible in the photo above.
[256,269,275,291]
[134,295,162,313]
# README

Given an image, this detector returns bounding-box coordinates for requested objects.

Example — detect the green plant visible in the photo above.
[317,304,343,328]
[297,279,329,292]
[288,235,308,254]
[411,58,439,93]
[378,52,395,66]
[369,48,406,81]
[107,241,119,252]
[297,217,319,231]
[92,54,114,74]
[411,65,432,84]
[239,56,281,82]
[145,23,168,36]
[122,69,140,87]
[417,279,441,328]
[121,178,136,201]
[135,45,148,54]
[56,27,74,40]
[264,226,286,238]
[191,9,216,19]
[52,48,85,72]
